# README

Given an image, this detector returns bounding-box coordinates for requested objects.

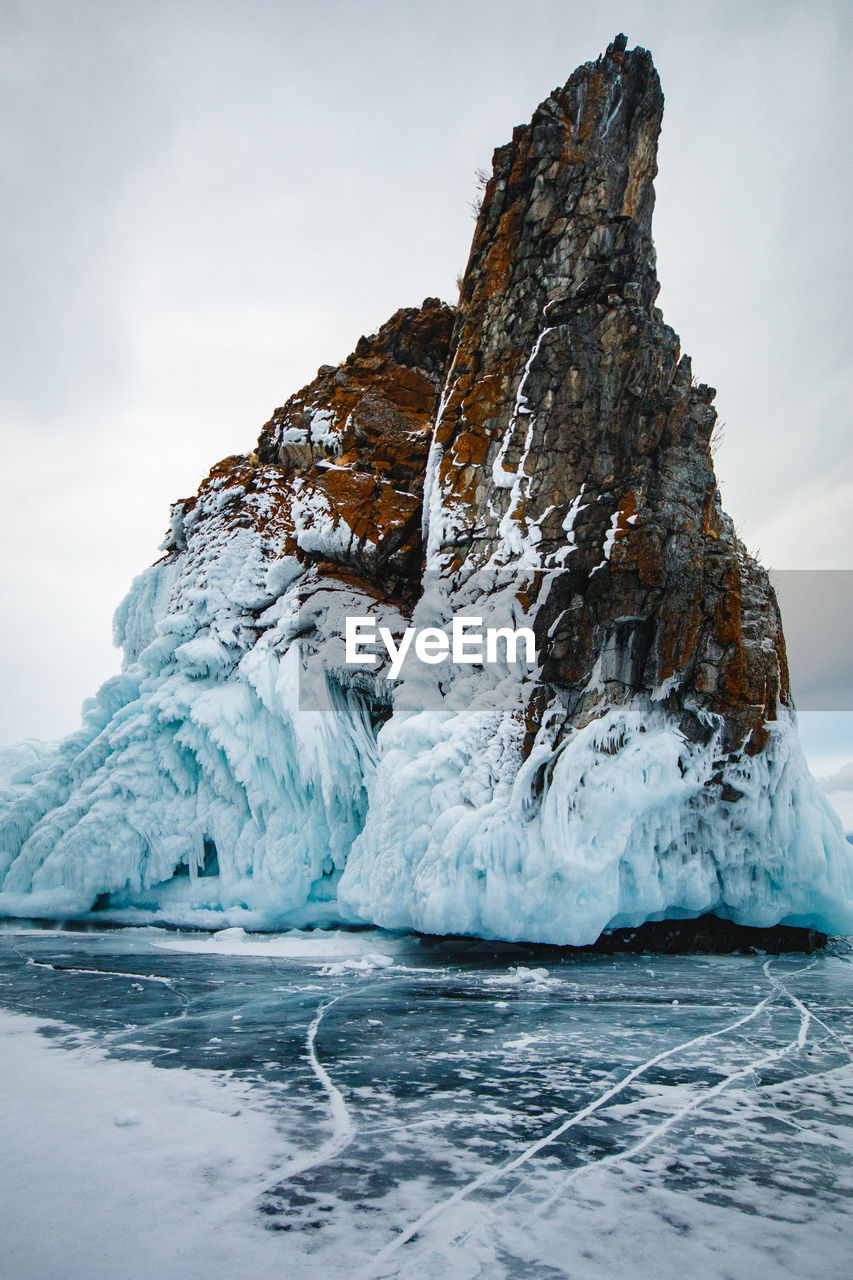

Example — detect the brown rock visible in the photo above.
[426,37,788,755]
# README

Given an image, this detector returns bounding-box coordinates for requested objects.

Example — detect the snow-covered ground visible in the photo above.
[0,926,851,1280]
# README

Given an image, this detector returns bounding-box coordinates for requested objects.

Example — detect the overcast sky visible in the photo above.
[1,0,851,768]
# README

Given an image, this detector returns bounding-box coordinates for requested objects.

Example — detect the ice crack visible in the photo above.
[359,988,781,1277]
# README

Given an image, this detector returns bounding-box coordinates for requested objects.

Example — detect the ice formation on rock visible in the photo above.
[2,37,852,940]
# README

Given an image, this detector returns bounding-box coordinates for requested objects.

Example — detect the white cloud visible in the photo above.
[818,762,853,794]
[1,0,851,741]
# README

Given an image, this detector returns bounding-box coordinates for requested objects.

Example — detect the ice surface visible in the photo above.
[0,1003,302,1280]
[0,927,851,1280]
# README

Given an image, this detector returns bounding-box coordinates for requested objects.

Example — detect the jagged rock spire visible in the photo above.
[424,41,786,751]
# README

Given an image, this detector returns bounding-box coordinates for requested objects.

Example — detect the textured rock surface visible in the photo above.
[168,298,454,592]
[426,38,786,753]
[1,37,851,942]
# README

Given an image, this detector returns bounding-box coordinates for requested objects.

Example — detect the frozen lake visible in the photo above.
[0,925,851,1279]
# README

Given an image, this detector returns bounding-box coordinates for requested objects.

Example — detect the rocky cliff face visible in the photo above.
[426,39,786,754]
[1,38,851,942]
[252,298,454,585]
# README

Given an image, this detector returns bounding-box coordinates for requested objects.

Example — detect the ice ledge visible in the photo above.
[337,704,853,944]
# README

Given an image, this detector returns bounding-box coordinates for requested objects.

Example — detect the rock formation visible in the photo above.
[426,39,784,751]
[1,37,851,942]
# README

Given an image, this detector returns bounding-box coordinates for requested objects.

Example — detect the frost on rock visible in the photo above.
[0,517,379,928]
[339,701,853,942]
[2,40,852,940]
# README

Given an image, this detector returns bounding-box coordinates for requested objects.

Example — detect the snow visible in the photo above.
[490,325,553,491]
[590,504,621,576]
[650,670,683,702]
[151,925,403,965]
[483,965,557,989]
[277,425,309,445]
[291,481,352,559]
[309,406,340,450]
[0,1006,304,1280]
[548,483,588,566]
[484,326,565,570]
[423,348,460,559]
